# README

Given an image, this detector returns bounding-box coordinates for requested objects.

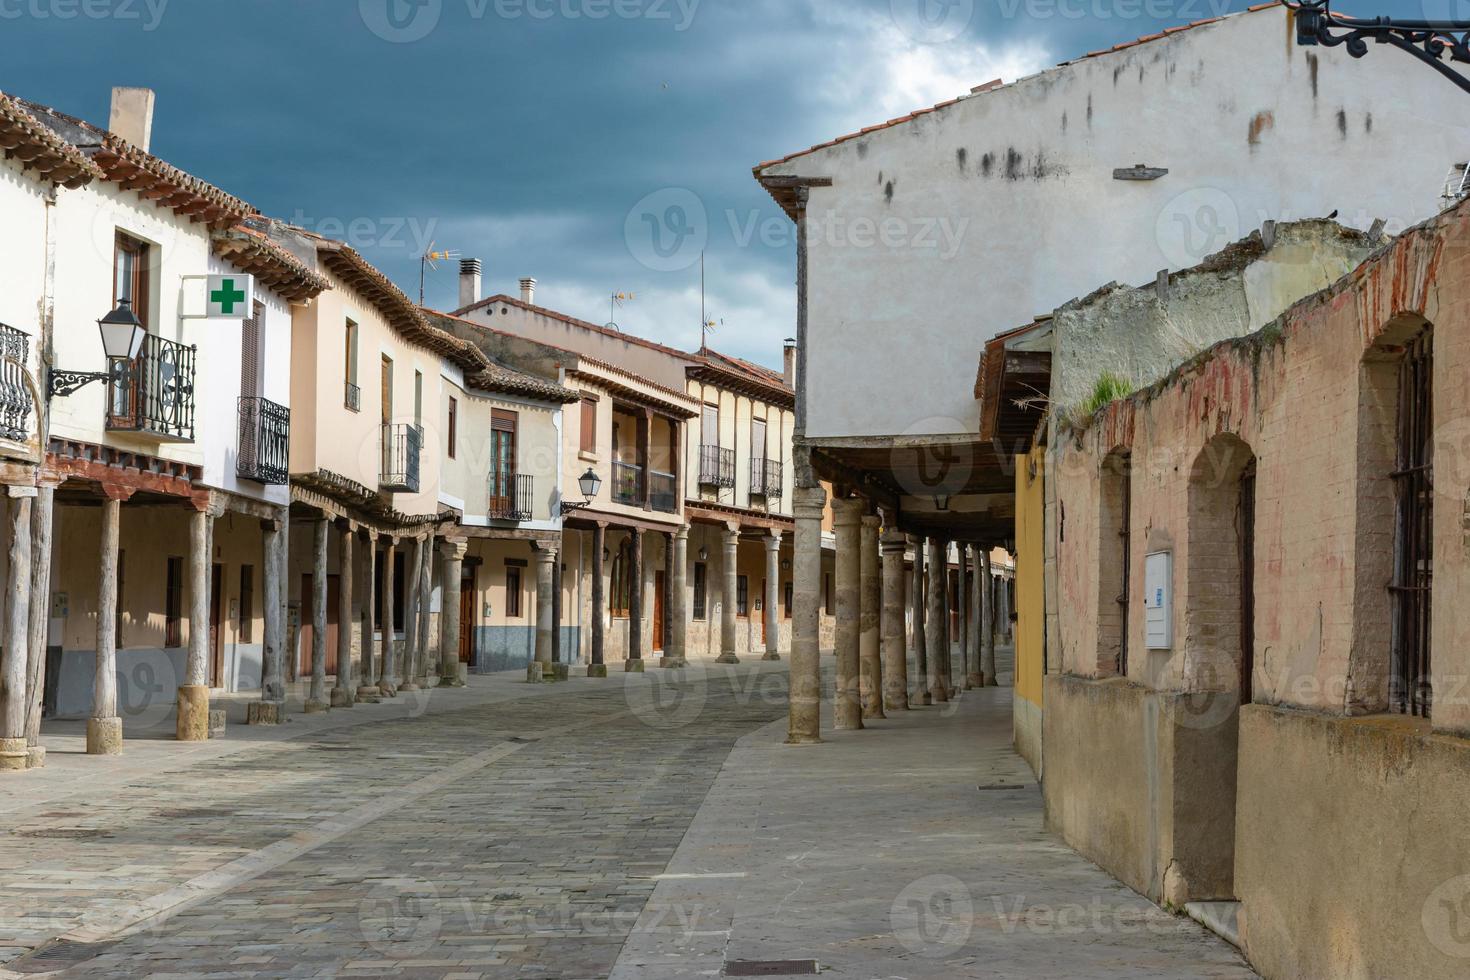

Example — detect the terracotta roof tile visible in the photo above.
[0,91,102,187]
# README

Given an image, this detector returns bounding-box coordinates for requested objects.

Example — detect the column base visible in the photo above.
[330,688,355,708]
[884,697,911,712]
[915,691,933,706]
[357,686,382,702]
[552,663,571,682]
[587,664,609,678]
[437,676,463,689]
[377,682,399,698]
[716,653,740,665]
[303,699,331,715]
[625,660,646,674]
[761,652,782,661]
[862,705,887,721]
[175,685,211,742]
[208,710,227,738]
[659,656,688,669]
[26,745,45,769]
[87,716,123,755]
[785,733,823,746]
[246,701,286,726]
[0,737,28,771]
[525,663,544,684]
[966,673,983,689]
[398,681,421,692]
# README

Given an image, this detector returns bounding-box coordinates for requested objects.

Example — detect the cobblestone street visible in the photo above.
[0,661,1251,979]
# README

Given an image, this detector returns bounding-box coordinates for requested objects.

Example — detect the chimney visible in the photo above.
[459,258,482,311]
[108,87,155,152]
[783,338,798,388]
[520,278,537,306]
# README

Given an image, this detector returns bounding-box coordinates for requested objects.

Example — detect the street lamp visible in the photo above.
[1297,1,1470,95]
[48,299,148,400]
[561,467,603,514]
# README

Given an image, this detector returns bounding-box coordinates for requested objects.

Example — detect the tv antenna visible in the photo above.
[419,243,460,305]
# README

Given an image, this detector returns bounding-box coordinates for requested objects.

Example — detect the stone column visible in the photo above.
[0,489,33,770]
[716,523,740,664]
[880,527,909,712]
[925,537,948,703]
[788,486,826,745]
[177,502,212,740]
[302,517,330,713]
[590,523,608,677]
[531,543,555,682]
[967,544,984,688]
[911,535,931,706]
[24,483,56,768]
[940,542,955,697]
[332,522,355,707]
[859,513,883,720]
[551,548,563,672]
[763,531,782,662]
[399,536,424,692]
[416,536,434,686]
[251,515,287,724]
[378,537,398,695]
[626,528,645,672]
[958,544,972,690]
[664,525,689,668]
[981,549,997,686]
[438,539,467,687]
[831,498,864,731]
[88,489,128,754]
[357,531,380,702]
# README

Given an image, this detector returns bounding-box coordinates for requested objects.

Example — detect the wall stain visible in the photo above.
[856,141,869,159]
[1336,108,1348,138]
[1365,112,1373,134]
[1307,52,1319,99]
[884,179,895,204]
[1113,64,1124,86]
[1247,110,1274,149]
[1005,147,1024,180]
[980,151,995,177]
[1087,94,1093,127]
[1061,110,1068,132]
[956,148,967,173]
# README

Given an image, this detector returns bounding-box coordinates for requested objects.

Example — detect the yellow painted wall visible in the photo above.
[1014,445,1045,708]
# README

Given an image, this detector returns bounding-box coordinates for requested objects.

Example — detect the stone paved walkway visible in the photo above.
[0,656,1256,979]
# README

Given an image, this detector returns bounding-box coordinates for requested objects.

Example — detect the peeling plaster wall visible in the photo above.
[764,5,1468,441]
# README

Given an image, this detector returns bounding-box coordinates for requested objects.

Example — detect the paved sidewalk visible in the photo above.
[611,679,1258,979]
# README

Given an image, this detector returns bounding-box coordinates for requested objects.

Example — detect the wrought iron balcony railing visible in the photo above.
[698,444,735,488]
[236,396,290,485]
[750,457,784,499]
[0,324,33,443]
[489,470,534,522]
[612,460,642,506]
[344,381,361,412]
[106,333,196,442]
[380,422,421,494]
[650,468,679,514]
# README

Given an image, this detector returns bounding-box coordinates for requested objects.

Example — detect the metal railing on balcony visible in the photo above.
[380,422,421,493]
[237,396,290,485]
[750,457,784,499]
[489,471,534,522]
[650,469,679,513]
[0,324,32,443]
[106,333,196,441]
[612,460,642,506]
[344,381,361,412]
[698,444,735,488]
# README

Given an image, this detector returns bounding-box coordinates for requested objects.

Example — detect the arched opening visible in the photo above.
[1186,433,1257,698]
[1097,449,1132,677]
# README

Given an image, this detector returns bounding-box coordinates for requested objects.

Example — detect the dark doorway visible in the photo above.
[458,569,475,665]
[209,564,223,686]
[1391,328,1434,717]
[653,570,666,652]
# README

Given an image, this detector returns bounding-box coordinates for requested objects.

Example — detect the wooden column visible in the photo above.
[717,523,740,664]
[551,548,563,666]
[399,536,424,692]
[305,516,330,712]
[967,544,984,689]
[0,488,34,769]
[332,521,355,707]
[88,488,130,754]
[958,544,972,690]
[859,513,884,720]
[881,526,910,712]
[981,550,997,686]
[250,515,287,725]
[626,528,644,672]
[177,499,213,741]
[357,530,380,701]
[417,535,434,686]
[438,539,467,687]
[663,524,689,668]
[589,523,607,677]
[911,535,931,706]
[24,483,56,767]
[925,537,948,704]
[378,537,398,695]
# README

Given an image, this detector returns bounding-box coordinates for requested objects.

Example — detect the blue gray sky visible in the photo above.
[0,0,1429,368]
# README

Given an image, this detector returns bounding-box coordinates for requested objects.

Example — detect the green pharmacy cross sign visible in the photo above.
[205,273,256,319]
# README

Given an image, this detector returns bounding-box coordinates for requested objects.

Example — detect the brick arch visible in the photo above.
[1185,432,1256,696]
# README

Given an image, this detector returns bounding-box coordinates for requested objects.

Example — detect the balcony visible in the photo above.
[106,333,196,442]
[380,422,421,493]
[750,457,784,500]
[489,471,534,522]
[0,324,33,443]
[698,445,735,488]
[345,381,361,412]
[613,460,642,506]
[236,396,290,485]
[650,469,678,514]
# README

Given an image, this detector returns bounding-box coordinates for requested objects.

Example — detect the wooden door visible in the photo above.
[325,575,340,676]
[458,570,475,664]
[653,571,666,652]
[381,356,393,423]
[298,574,344,677]
[209,564,223,687]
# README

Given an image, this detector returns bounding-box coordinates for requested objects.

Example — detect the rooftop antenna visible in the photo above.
[419,243,460,305]
[608,291,634,330]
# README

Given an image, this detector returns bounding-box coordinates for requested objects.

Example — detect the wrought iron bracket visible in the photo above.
[560,500,594,516]
[1296,0,1470,94]
[47,368,111,401]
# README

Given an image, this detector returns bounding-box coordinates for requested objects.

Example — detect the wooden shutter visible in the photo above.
[580,397,597,453]
[240,301,263,399]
